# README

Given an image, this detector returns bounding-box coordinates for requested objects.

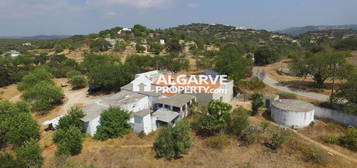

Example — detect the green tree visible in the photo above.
[335,71,357,114]
[229,107,250,136]
[94,107,131,141]
[254,47,280,65]
[0,101,32,146]
[251,93,264,115]
[15,139,43,168]
[135,44,146,53]
[88,64,132,92]
[114,41,127,52]
[57,107,85,130]
[215,45,250,83]
[53,126,83,156]
[192,100,232,136]
[22,81,64,112]
[69,75,87,89]
[3,113,39,146]
[17,67,54,91]
[339,128,357,151]
[149,42,164,54]
[291,51,352,88]
[154,120,192,159]
[0,152,24,168]
[90,39,112,52]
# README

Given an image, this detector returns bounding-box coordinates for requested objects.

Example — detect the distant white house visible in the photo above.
[22,43,31,46]
[159,39,165,45]
[118,28,132,34]
[8,50,21,57]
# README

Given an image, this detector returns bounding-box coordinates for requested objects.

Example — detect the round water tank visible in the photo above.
[271,99,314,128]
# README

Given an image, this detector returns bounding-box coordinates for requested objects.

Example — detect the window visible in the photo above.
[134,117,142,123]
[173,106,180,112]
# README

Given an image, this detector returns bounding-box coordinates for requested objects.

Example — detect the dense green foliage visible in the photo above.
[228,107,250,135]
[154,120,192,159]
[17,67,54,91]
[335,71,357,115]
[254,47,280,65]
[0,101,39,147]
[22,81,64,112]
[215,44,251,83]
[334,39,357,50]
[94,107,131,141]
[0,152,24,168]
[90,38,112,52]
[192,100,232,136]
[339,128,357,151]
[69,75,87,89]
[57,107,85,130]
[251,93,264,115]
[290,51,352,88]
[15,139,43,168]
[17,67,64,112]
[53,126,83,156]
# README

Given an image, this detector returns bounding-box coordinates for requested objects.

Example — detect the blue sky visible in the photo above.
[1,0,356,36]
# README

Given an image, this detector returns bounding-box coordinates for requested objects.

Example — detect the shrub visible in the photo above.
[322,135,339,144]
[259,121,270,131]
[0,152,24,168]
[303,147,329,164]
[192,100,232,136]
[191,114,222,137]
[114,41,127,52]
[269,130,289,150]
[135,44,146,53]
[94,107,131,141]
[205,134,229,150]
[53,126,83,156]
[154,120,192,159]
[228,107,249,136]
[339,128,357,151]
[15,139,43,168]
[240,127,261,145]
[69,75,87,89]
[251,93,264,116]
[57,107,85,130]
[66,70,82,78]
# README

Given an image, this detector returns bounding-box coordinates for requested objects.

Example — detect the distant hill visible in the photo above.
[279,24,357,35]
[0,35,70,39]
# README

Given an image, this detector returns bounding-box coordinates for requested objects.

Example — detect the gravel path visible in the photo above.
[252,68,330,102]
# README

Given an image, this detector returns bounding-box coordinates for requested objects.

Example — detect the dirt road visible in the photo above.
[252,68,330,102]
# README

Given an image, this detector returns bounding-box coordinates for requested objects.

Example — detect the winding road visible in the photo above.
[252,68,330,102]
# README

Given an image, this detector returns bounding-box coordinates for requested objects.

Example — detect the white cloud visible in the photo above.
[187,3,200,8]
[86,0,176,9]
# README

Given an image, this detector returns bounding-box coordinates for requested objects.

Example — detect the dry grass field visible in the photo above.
[40,119,356,168]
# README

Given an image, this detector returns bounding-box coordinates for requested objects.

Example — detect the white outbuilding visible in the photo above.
[271,99,314,128]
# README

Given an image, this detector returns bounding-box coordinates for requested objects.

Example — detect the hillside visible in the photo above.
[279,24,357,35]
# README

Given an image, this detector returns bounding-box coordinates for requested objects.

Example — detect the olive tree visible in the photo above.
[154,121,192,159]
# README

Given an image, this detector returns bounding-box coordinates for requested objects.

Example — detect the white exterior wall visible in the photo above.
[86,96,150,136]
[271,106,314,128]
[85,116,100,136]
[133,114,153,134]
[212,80,234,103]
